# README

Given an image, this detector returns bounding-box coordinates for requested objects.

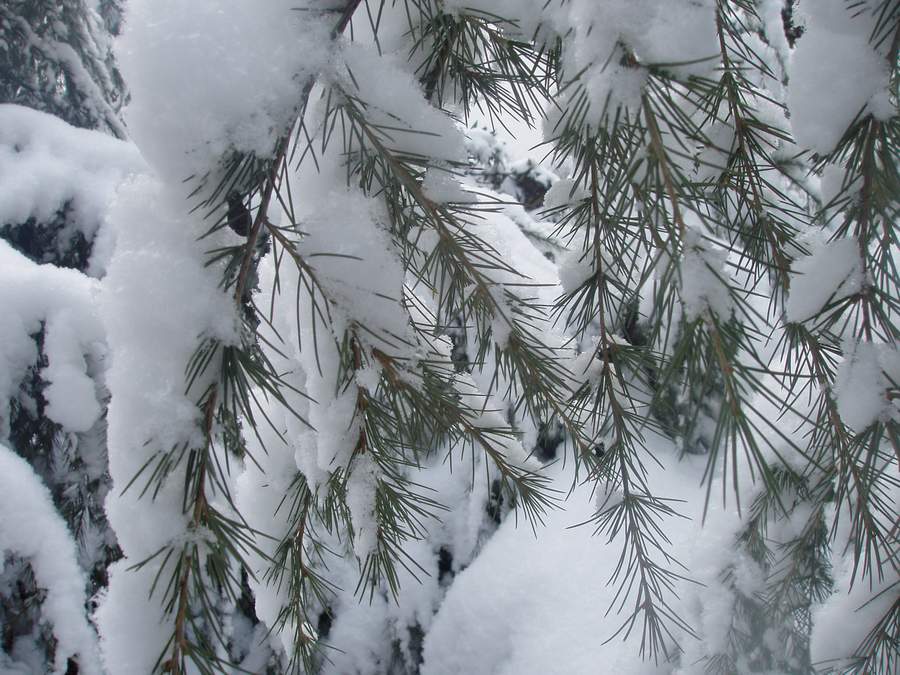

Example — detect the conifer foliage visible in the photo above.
[0,1,897,674]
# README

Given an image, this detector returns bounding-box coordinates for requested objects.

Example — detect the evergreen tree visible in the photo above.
[1,3,128,673]
[0,0,124,138]
[0,1,897,674]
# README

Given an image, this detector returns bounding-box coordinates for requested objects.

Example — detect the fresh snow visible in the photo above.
[0,444,102,675]
[679,229,734,322]
[95,173,240,674]
[2,1,898,674]
[0,241,104,439]
[116,0,334,179]
[811,518,900,671]
[788,0,893,153]
[420,438,745,675]
[0,104,142,275]
[785,237,863,323]
[834,341,899,433]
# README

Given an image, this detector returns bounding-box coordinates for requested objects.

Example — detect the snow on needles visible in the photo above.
[785,237,863,323]
[0,105,142,272]
[679,229,734,322]
[0,444,102,675]
[420,444,744,675]
[298,189,413,350]
[116,0,334,179]
[95,2,340,666]
[4,1,897,673]
[446,0,719,127]
[811,495,900,671]
[0,241,104,438]
[834,341,900,433]
[788,0,893,153]
[334,43,468,169]
[96,176,239,673]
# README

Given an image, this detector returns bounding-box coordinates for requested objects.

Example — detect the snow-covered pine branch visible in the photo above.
[1,1,897,674]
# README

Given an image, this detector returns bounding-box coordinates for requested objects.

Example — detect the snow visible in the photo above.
[3,1,896,673]
[236,418,297,656]
[100,175,238,558]
[226,91,573,665]
[317,448,503,675]
[235,408,306,662]
[333,43,468,167]
[420,441,744,675]
[810,569,898,670]
[758,0,791,66]
[543,177,589,211]
[788,0,893,153]
[834,341,899,432]
[810,496,900,670]
[785,237,863,323]
[0,443,102,675]
[440,0,552,44]
[0,241,104,441]
[447,0,718,129]
[355,361,383,393]
[96,175,240,672]
[94,561,172,675]
[820,163,863,213]
[562,0,716,126]
[345,453,381,559]
[558,247,596,295]
[0,104,142,272]
[42,310,103,432]
[116,0,334,180]
[422,166,471,204]
[465,126,506,168]
[679,230,734,322]
[2,9,125,138]
[298,188,413,351]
